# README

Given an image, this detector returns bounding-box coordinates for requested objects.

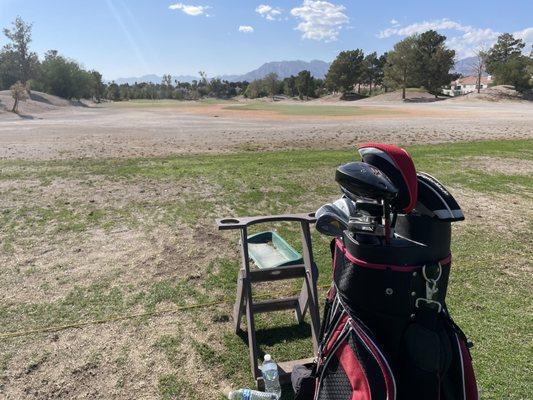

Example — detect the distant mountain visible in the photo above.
[111,58,483,85]
[111,60,331,85]
[452,57,488,77]
[231,60,330,81]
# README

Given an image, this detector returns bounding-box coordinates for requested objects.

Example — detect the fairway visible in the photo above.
[106,98,237,108]
[0,139,531,399]
[223,101,403,116]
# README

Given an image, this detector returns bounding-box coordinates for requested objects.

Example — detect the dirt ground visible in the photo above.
[0,97,531,160]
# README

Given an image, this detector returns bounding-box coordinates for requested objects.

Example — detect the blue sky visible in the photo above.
[1,0,532,80]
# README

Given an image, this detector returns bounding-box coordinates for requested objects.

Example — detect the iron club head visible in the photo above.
[315,203,350,237]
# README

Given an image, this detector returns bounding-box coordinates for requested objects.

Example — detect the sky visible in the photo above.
[0,0,532,80]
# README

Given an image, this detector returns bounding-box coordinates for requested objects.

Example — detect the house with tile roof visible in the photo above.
[442,75,493,96]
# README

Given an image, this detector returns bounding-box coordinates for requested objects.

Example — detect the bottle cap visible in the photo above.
[264,354,271,362]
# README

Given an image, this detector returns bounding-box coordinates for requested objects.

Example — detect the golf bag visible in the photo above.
[293,143,478,400]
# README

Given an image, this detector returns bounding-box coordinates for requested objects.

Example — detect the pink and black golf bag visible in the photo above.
[293,143,478,400]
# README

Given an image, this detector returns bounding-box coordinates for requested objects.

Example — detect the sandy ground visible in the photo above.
[0,98,532,160]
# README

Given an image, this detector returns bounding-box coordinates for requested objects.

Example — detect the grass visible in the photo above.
[0,139,531,399]
[105,98,236,108]
[223,102,403,116]
[158,374,194,399]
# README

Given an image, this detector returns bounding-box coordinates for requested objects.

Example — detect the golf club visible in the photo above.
[336,162,398,242]
[416,172,464,221]
[335,162,398,202]
[315,203,349,237]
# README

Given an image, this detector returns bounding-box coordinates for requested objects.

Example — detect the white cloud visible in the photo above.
[255,4,283,21]
[377,18,470,39]
[290,0,349,42]
[390,19,399,25]
[376,18,532,58]
[238,25,254,33]
[169,3,210,16]
[514,27,533,44]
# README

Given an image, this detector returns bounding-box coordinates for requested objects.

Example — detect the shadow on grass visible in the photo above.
[236,322,312,399]
[237,321,312,358]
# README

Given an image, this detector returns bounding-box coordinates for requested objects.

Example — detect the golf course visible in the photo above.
[1,3,533,398]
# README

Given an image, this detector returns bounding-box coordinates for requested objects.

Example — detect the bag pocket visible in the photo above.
[292,364,316,400]
[441,326,478,400]
[316,317,396,400]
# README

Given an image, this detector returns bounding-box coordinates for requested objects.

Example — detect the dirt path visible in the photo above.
[0,101,531,160]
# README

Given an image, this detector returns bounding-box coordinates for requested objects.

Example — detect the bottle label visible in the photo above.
[243,389,251,400]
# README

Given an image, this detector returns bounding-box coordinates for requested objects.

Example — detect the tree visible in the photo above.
[384,37,417,99]
[38,50,94,99]
[484,34,532,92]
[10,81,28,113]
[161,74,173,98]
[470,47,487,93]
[485,33,526,74]
[295,70,313,100]
[198,71,208,86]
[283,76,297,97]
[209,78,227,98]
[119,84,131,100]
[2,17,39,85]
[264,73,279,99]
[106,82,120,101]
[89,70,105,102]
[362,52,385,95]
[413,30,455,97]
[0,49,20,89]
[492,56,532,92]
[325,50,365,94]
[197,71,209,97]
[376,53,388,91]
[528,45,533,88]
[244,79,264,98]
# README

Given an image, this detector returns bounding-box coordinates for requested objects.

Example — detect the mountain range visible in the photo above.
[111,60,330,85]
[451,56,488,76]
[111,57,482,85]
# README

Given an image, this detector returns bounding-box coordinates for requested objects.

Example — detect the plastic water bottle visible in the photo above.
[261,354,281,398]
[227,389,278,400]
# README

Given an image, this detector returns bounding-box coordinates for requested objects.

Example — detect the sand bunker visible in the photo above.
[0,90,89,115]
[450,85,533,102]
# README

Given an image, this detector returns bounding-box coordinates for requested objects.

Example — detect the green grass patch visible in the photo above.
[105,98,234,108]
[158,374,195,399]
[191,339,222,366]
[154,333,183,368]
[0,281,126,333]
[223,102,403,116]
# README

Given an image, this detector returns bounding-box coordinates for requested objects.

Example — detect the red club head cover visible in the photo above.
[358,143,418,213]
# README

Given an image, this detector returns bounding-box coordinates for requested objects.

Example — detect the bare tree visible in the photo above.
[10,81,28,113]
[470,47,488,93]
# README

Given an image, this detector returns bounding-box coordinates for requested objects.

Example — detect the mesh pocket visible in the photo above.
[316,314,395,400]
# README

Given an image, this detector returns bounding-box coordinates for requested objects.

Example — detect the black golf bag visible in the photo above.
[293,143,478,400]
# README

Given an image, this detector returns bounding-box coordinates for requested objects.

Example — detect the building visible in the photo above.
[442,75,492,96]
